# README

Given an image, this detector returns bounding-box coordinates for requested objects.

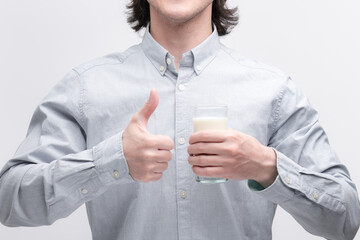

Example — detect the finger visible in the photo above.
[189,130,227,144]
[187,142,228,155]
[192,166,226,178]
[150,172,163,182]
[153,135,175,150]
[133,88,159,127]
[156,150,173,163]
[188,154,227,167]
[153,162,168,173]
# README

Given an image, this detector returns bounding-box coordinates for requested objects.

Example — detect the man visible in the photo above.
[0,0,359,239]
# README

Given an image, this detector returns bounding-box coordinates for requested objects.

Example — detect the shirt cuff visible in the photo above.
[247,149,297,204]
[248,149,346,213]
[93,131,135,185]
[48,132,135,218]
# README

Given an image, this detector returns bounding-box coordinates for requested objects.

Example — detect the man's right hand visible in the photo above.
[122,88,174,182]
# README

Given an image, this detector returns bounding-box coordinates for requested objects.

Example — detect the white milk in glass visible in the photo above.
[193,117,228,132]
[193,105,228,183]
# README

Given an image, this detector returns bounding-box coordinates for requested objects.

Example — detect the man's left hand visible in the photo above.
[187,129,278,188]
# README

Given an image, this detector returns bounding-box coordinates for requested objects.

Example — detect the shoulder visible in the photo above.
[218,43,289,85]
[72,44,142,75]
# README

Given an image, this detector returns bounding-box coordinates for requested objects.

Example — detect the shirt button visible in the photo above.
[113,170,120,179]
[313,193,319,200]
[178,137,186,145]
[196,65,202,71]
[166,58,172,65]
[159,65,165,72]
[81,188,88,194]
[178,84,185,91]
[285,176,291,184]
[180,191,187,199]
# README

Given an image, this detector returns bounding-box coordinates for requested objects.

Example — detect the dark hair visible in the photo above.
[126,0,239,36]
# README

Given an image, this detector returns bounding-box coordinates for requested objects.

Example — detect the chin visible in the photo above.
[149,0,213,25]
[163,6,189,17]
[161,7,202,23]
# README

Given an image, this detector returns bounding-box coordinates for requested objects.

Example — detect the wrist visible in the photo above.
[254,147,278,188]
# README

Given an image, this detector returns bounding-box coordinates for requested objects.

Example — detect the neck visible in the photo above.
[149,5,213,70]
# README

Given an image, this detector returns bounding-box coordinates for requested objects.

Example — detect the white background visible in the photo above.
[0,0,359,239]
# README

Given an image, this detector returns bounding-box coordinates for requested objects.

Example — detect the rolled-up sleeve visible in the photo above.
[250,77,360,240]
[0,70,133,227]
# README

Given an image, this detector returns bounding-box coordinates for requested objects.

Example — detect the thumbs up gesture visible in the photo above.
[122,88,175,182]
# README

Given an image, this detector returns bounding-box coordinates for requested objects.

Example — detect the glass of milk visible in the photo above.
[193,105,228,183]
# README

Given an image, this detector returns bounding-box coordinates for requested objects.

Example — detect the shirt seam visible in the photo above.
[200,48,220,75]
[71,69,86,130]
[219,44,285,76]
[73,46,142,75]
[74,62,123,75]
[117,45,142,62]
[272,79,288,132]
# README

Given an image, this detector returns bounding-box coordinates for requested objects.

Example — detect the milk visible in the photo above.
[193,117,228,132]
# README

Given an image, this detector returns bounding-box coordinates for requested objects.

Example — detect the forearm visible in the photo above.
[281,180,359,240]
[0,133,133,227]
[250,150,360,240]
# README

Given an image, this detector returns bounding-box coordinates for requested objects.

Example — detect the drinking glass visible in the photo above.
[193,105,228,183]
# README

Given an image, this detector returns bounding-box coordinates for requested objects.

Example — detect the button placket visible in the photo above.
[175,65,193,240]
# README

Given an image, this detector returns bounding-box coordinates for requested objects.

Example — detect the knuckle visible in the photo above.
[141,176,151,183]
[202,168,210,177]
[145,136,157,148]
[147,172,156,181]
[166,151,173,161]
[160,162,168,171]
[197,144,205,153]
[166,137,175,148]
[143,151,156,161]
[201,131,210,139]
[225,145,236,156]
[187,146,193,155]
[188,156,194,165]
[229,132,238,141]
[144,164,154,173]
[188,135,194,144]
[152,174,162,182]
[192,166,199,174]
[193,166,206,176]
[230,147,238,156]
[197,155,205,165]
[130,113,139,124]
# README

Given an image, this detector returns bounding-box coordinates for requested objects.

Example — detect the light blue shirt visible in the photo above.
[1,27,359,240]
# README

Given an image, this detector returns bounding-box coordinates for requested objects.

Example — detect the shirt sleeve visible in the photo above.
[0,70,134,227]
[249,77,360,240]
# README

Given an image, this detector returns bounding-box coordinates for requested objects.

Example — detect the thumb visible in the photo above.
[134,88,159,127]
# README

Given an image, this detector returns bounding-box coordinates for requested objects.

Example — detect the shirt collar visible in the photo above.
[141,25,221,76]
